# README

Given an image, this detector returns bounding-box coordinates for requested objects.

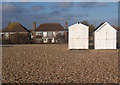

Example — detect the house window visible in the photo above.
[43,32,47,37]
[5,33,8,39]
[36,32,43,36]
[58,31,64,35]
[48,32,53,36]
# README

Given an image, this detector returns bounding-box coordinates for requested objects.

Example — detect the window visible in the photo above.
[43,32,47,37]
[5,33,8,39]
[48,32,53,36]
[36,32,43,36]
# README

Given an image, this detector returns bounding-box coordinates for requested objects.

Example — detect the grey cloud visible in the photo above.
[61,8,70,11]
[59,2,74,8]
[77,2,109,8]
[50,2,74,11]
[50,10,61,15]
[2,2,28,14]
[50,5,58,9]
[30,5,45,12]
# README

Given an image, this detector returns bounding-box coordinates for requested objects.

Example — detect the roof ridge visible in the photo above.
[2,22,29,32]
[35,23,65,31]
[40,23,60,24]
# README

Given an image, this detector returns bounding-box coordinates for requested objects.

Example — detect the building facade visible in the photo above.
[32,22,66,43]
[94,22,117,49]
[0,22,30,43]
[68,22,89,49]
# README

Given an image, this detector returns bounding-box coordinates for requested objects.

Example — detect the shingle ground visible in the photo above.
[2,44,119,83]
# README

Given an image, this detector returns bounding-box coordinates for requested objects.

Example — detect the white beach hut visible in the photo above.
[94,22,117,49]
[68,22,89,49]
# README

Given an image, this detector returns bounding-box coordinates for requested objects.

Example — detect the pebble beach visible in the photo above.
[2,44,119,83]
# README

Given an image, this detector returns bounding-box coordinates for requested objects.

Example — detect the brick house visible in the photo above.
[32,22,67,43]
[0,22,30,40]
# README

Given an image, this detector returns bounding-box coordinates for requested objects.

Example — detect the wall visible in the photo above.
[69,23,89,49]
[94,23,117,49]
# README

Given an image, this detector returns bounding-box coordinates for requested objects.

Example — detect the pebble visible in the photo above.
[2,44,118,83]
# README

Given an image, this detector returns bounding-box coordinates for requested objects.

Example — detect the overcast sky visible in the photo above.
[2,2,118,29]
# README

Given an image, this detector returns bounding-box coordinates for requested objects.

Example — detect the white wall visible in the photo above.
[94,22,117,49]
[43,32,47,37]
[69,23,89,49]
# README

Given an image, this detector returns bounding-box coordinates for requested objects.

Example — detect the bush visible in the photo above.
[55,33,65,43]
[3,33,30,44]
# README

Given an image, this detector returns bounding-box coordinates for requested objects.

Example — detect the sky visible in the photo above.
[2,2,118,30]
[2,0,119,2]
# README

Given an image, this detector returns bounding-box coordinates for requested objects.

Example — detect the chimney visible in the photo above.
[33,22,36,31]
[65,22,68,43]
[65,21,68,30]
[8,21,11,26]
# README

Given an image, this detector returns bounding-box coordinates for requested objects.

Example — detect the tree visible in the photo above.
[80,21,89,26]
[80,21,95,36]
[89,24,95,36]
[9,33,30,44]
[55,33,65,43]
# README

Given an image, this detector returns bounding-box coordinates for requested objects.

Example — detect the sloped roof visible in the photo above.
[93,22,105,32]
[112,25,119,31]
[68,22,89,29]
[35,23,65,31]
[2,22,30,32]
[94,22,117,32]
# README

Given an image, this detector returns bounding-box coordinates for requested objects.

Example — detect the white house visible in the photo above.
[33,22,65,43]
[68,22,89,49]
[94,22,117,49]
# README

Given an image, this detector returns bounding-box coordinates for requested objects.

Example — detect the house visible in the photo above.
[0,22,30,40]
[112,25,119,31]
[94,22,117,49]
[68,22,89,49]
[32,22,66,43]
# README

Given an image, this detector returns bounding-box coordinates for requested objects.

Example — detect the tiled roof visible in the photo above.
[2,22,30,32]
[112,25,119,31]
[35,23,65,31]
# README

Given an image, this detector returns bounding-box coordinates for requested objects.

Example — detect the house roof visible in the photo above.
[94,22,117,32]
[34,23,65,31]
[29,29,33,32]
[2,22,30,32]
[112,25,119,31]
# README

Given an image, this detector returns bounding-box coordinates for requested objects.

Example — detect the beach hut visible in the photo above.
[68,22,89,49]
[94,22,117,49]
